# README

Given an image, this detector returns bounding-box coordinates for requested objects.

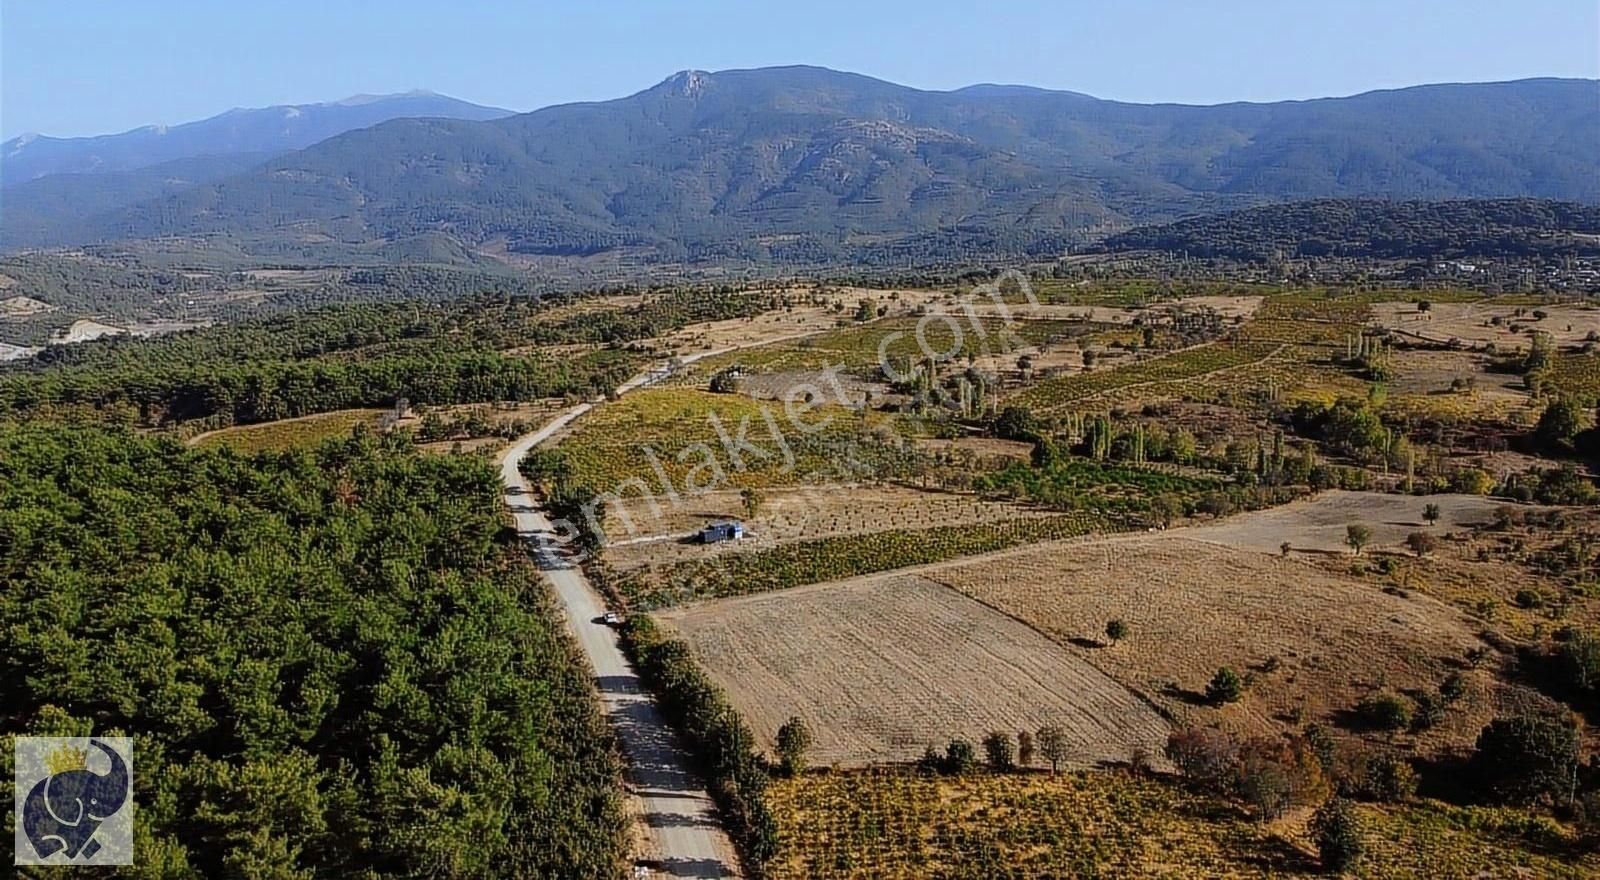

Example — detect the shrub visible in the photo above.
[1207,667,1245,704]
[1311,797,1365,873]
[1405,530,1438,557]
[1165,727,1240,791]
[775,716,813,777]
[982,731,1016,772]
[1105,619,1129,644]
[1410,692,1446,732]
[943,739,977,775]
[1356,691,1412,731]
[1471,714,1581,804]
[1439,671,1469,703]
[1360,753,1419,802]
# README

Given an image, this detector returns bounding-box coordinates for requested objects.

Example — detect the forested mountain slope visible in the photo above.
[1098,198,1600,260]
[5,68,1595,262]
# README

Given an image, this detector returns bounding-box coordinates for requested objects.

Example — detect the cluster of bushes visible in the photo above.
[619,615,779,872]
[917,726,1080,777]
[412,405,532,443]
[1166,695,1598,871]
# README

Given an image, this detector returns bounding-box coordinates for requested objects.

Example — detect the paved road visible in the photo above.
[499,359,741,879]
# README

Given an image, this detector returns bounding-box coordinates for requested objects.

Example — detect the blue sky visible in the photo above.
[3,0,1597,139]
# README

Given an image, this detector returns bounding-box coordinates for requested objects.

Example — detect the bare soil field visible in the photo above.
[0,295,55,316]
[731,369,886,407]
[1179,490,1507,555]
[1386,349,1527,400]
[1373,301,1600,351]
[603,484,1045,571]
[52,318,127,343]
[912,436,1033,462]
[655,287,942,356]
[656,575,1171,766]
[932,535,1492,746]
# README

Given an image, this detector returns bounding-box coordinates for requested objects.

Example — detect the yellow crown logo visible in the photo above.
[43,744,88,775]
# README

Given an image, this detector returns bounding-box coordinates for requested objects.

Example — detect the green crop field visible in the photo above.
[534,387,904,495]
[1012,340,1283,411]
[615,512,1107,608]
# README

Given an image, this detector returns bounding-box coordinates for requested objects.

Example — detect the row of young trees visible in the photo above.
[620,615,781,873]
[0,425,630,876]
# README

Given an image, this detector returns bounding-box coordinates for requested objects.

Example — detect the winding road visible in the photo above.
[498,356,743,878]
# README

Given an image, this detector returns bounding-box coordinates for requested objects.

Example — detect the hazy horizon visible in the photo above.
[4,0,1597,140]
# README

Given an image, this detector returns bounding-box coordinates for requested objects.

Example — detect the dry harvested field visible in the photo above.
[656,575,1171,767]
[0,295,54,316]
[1178,490,1507,555]
[933,535,1490,745]
[655,286,942,356]
[1372,300,1600,350]
[603,484,1045,571]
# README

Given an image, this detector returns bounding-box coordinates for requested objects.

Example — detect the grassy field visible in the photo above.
[1011,340,1283,412]
[1540,352,1600,405]
[767,769,1597,879]
[539,387,902,495]
[190,408,383,452]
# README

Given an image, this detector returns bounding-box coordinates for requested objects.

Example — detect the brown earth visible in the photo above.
[656,574,1172,767]
[931,535,1494,748]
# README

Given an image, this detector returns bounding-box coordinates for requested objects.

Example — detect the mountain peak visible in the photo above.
[332,89,442,107]
[657,70,710,98]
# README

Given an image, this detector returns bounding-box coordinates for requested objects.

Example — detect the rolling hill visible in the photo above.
[4,67,1596,263]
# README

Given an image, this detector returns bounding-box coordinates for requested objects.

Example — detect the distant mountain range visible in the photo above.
[2,67,1596,264]
[0,91,511,184]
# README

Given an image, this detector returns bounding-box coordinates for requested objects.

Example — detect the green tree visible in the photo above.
[1037,725,1070,774]
[775,716,813,777]
[1345,523,1372,555]
[1311,797,1365,873]
[740,486,764,521]
[1207,667,1245,704]
[943,739,977,775]
[982,731,1016,771]
[1471,714,1581,804]
[1405,531,1438,557]
[1422,503,1441,526]
[1535,398,1581,449]
[1105,619,1129,644]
